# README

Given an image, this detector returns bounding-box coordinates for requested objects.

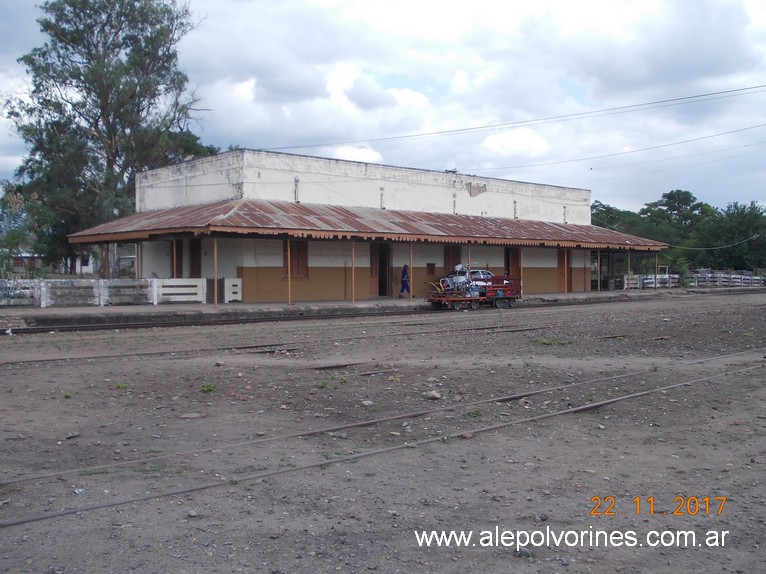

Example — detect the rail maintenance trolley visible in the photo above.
[426,267,522,310]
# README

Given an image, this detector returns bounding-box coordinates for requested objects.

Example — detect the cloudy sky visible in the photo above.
[1,0,765,212]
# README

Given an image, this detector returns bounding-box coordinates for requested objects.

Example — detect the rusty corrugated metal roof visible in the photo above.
[68,198,667,251]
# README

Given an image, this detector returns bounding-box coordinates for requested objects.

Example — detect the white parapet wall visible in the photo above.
[136,150,593,224]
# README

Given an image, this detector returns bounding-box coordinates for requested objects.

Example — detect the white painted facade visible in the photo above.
[136,150,591,224]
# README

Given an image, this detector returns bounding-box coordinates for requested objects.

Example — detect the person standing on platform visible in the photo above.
[399,264,410,298]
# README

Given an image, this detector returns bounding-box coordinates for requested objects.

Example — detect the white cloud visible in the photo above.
[344,75,396,110]
[478,129,551,158]
[1,0,765,210]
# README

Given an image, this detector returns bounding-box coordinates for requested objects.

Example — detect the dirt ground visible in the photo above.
[0,291,764,574]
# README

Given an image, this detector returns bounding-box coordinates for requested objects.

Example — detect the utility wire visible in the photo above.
[471,122,766,170]
[672,234,760,251]
[265,84,766,150]
[592,216,761,251]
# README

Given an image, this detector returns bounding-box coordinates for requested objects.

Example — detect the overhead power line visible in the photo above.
[673,234,761,251]
[593,216,761,252]
[265,84,766,151]
[473,122,766,170]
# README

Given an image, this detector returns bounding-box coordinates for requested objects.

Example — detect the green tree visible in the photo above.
[591,200,641,232]
[0,188,35,277]
[638,190,717,268]
[4,0,216,270]
[693,201,766,272]
[638,190,714,242]
[591,200,665,275]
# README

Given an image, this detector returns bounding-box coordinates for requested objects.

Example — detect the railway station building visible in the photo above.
[68,150,666,303]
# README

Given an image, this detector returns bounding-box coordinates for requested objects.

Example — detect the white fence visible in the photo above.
[624,272,765,290]
[153,278,207,304]
[2,273,761,307]
[1,278,243,307]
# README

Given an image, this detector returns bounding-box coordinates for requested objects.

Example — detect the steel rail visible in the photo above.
[1,306,448,336]
[2,365,760,530]
[4,347,762,487]
[4,288,763,336]
[0,323,544,366]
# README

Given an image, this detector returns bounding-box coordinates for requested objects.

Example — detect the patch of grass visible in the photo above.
[321,450,343,460]
[387,375,400,383]
[116,383,129,390]
[135,463,162,474]
[62,392,72,399]
[466,408,483,418]
[317,375,349,390]
[199,383,216,393]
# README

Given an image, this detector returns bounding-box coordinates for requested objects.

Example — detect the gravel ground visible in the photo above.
[0,291,764,574]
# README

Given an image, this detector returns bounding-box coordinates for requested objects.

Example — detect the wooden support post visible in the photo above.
[213,237,219,307]
[136,242,141,279]
[171,239,177,279]
[597,250,602,292]
[655,252,659,290]
[351,240,356,303]
[408,242,413,300]
[627,251,632,292]
[287,238,292,306]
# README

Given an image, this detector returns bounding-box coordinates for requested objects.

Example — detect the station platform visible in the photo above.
[2,287,762,333]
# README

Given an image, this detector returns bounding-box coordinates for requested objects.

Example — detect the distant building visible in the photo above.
[69,150,666,302]
[5,251,44,276]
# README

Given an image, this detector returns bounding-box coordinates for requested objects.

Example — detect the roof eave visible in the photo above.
[69,225,667,251]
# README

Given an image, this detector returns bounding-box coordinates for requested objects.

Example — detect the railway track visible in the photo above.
[1,306,428,336]
[0,322,546,366]
[5,291,749,365]
[3,291,764,574]
[4,287,748,336]
[2,346,762,529]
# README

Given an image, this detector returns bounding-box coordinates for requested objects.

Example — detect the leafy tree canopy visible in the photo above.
[593,192,765,274]
[3,0,217,268]
[693,201,766,272]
